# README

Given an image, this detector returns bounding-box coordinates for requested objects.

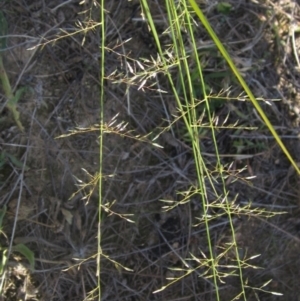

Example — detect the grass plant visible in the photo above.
[96,0,296,299]
[0,11,28,132]
[1,1,299,300]
[138,0,245,298]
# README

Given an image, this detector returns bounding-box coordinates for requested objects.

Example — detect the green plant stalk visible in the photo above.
[0,57,12,99]
[0,11,24,132]
[97,0,105,300]
[188,0,300,174]
[140,0,251,297]
[140,0,222,295]
[168,2,222,297]
[0,56,24,132]
[183,3,248,299]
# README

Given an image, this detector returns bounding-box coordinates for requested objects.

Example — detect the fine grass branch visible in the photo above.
[93,0,288,299]
[165,1,222,296]
[138,0,286,299]
[140,0,235,297]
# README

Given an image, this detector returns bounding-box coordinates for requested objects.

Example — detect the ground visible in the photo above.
[0,0,300,300]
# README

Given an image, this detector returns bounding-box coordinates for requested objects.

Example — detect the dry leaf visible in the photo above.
[61,208,73,225]
[162,132,180,148]
[8,198,34,220]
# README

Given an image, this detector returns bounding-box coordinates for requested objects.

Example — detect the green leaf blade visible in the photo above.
[12,244,35,271]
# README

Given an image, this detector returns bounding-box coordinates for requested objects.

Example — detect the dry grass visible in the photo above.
[0,0,300,300]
